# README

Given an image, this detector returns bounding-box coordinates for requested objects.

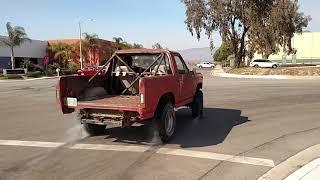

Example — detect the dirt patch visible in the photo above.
[225,67,320,76]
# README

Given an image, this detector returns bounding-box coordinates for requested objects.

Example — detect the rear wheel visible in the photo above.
[272,65,278,69]
[254,64,259,68]
[155,102,176,143]
[191,91,203,118]
[199,66,203,69]
[83,123,106,136]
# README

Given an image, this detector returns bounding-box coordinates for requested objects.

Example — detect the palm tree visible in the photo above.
[112,37,123,50]
[0,22,31,69]
[83,33,100,65]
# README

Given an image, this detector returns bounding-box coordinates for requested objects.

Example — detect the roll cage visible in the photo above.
[88,51,169,95]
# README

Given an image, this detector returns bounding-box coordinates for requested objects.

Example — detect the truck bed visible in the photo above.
[77,95,141,111]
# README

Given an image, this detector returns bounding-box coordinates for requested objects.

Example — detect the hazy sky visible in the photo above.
[0,0,317,50]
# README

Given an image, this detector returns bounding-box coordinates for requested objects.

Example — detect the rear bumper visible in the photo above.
[77,107,154,127]
[76,105,154,121]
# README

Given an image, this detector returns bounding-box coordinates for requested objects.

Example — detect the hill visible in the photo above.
[177,47,215,64]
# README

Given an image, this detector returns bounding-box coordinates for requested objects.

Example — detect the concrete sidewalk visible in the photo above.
[285,158,320,180]
[211,65,320,80]
[258,144,320,180]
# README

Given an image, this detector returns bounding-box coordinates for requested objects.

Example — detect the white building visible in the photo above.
[252,32,320,65]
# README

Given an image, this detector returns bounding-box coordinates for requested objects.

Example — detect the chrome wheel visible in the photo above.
[165,110,175,136]
[157,103,176,143]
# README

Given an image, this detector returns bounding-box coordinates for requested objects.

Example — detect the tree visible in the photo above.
[209,37,215,60]
[0,22,30,69]
[182,0,310,68]
[48,43,73,68]
[83,33,100,65]
[248,0,311,59]
[213,41,233,62]
[152,42,163,49]
[20,59,34,71]
[133,43,143,48]
[112,37,123,50]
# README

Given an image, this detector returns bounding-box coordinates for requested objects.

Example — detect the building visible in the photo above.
[0,37,114,70]
[252,32,320,65]
[0,36,48,69]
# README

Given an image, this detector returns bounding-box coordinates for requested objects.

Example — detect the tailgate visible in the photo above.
[56,76,79,114]
[56,75,106,114]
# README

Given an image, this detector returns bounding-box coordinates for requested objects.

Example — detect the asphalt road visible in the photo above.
[0,71,320,180]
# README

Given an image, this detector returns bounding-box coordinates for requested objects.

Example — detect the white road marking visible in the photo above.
[69,143,150,152]
[157,148,275,167]
[285,158,320,180]
[0,140,64,148]
[0,139,275,167]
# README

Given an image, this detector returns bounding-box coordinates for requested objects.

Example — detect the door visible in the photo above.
[259,60,267,67]
[266,60,273,67]
[173,55,193,104]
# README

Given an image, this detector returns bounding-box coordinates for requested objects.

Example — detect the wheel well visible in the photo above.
[154,92,175,117]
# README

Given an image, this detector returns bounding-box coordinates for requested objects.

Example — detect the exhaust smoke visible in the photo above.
[64,114,89,144]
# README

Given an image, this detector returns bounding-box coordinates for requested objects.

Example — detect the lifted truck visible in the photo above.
[56,49,203,142]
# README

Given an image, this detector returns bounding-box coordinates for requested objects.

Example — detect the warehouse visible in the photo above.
[0,36,48,70]
[252,32,320,65]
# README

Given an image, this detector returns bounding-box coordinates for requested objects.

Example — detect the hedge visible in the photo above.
[26,71,44,78]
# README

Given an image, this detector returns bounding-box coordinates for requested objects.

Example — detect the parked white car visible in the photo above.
[250,59,279,68]
[196,62,215,68]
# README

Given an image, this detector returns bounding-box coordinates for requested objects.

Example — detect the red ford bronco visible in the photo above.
[56,49,203,142]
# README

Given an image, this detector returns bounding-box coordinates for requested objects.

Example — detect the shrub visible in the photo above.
[46,62,79,76]
[26,71,44,78]
[6,74,23,79]
[20,59,35,71]
[67,63,80,72]
[61,69,75,75]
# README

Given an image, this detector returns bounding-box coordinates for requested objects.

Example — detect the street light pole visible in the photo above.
[78,18,94,69]
[79,21,83,69]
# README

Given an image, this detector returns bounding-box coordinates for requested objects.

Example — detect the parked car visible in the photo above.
[56,49,203,143]
[196,62,215,68]
[250,59,279,68]
[77,66,104,76]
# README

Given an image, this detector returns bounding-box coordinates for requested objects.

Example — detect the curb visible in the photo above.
[211,67,320,80]
[25,76,59,81]
[258,144,320,180]
[212,71,288,80]
[285,158,320,180]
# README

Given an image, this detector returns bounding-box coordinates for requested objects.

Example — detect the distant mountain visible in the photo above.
[177,47,215,64]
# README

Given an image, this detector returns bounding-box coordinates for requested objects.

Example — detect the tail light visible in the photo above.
[139,79,145,108]
[140,93,144,104]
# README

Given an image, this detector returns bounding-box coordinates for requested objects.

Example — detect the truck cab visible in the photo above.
[56,49,203,142]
